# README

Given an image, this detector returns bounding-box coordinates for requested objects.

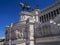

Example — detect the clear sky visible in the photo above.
[0,0,57,37]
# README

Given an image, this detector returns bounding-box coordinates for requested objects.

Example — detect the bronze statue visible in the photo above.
[19,3,31,10]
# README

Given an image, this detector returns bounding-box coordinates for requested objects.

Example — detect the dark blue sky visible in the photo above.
[0,0,57,37]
